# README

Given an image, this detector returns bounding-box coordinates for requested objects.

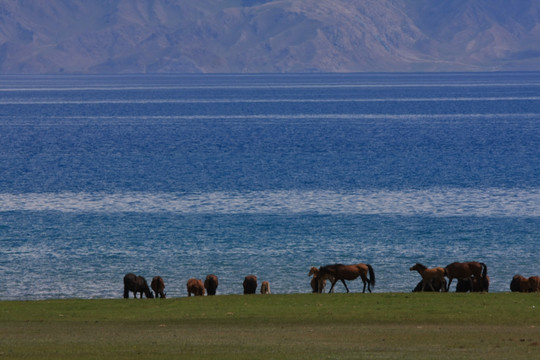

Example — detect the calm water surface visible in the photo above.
[0,73,539,299]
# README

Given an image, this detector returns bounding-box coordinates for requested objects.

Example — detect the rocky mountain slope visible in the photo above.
[0,0,539,73]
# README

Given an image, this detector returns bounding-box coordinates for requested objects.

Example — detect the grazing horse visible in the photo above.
[243,275,257,294]
[204,274,219,296]
[510,275,530,292]
[123,273,154,299]
[409,263,447,292]
[151,276,166,298]
[186,278,205,296]
[456,275,490,293]
[308,266,334,293]
[412,278,445,292]
[444,262,488,292]
[512,275,540,292]
[260,281,271,294]
[529,276,540,292]
[317,263,375,293]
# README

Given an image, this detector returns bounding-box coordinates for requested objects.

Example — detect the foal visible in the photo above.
[410,263,447,292]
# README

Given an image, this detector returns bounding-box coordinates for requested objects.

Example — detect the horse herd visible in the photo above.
[123,261,540,299]
[123,272,271,298]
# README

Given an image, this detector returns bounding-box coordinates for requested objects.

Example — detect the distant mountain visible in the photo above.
[0,0,539,73]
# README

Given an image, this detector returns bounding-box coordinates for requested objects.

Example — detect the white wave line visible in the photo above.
[1,96,539,105]
[2,113,536,124]
[0,189,538,217]
[1,83,540,92]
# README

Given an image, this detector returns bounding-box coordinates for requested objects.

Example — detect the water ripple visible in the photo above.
[1,188,538,217]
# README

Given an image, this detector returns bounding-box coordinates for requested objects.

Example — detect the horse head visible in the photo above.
[410,263,427,272]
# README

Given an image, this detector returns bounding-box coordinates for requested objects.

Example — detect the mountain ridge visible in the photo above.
[1,0,539,74]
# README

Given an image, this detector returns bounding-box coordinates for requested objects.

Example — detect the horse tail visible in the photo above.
[367,264,376,288]
[480,262,488,279]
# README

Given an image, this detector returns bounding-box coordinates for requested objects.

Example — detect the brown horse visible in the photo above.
[412,278,445,292]
[529,276,540,292]
[511,275,540,292]
[444,262,488,292]
[123,273,154,299]
[151,276,166,298]
[260,281,271,294]
[510,274,530,292]
[204,274,219,296]
[317,263,375,293]
[409,263,447,292]
[243,275,257,294]
[456,275,490,293]
[186,278,205,296]
[308,266,334,293]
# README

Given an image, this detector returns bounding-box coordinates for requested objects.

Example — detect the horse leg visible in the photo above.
[362,275,370,293]
[341,279,350,293]
[446,278,453,292]
[328,279,338,293]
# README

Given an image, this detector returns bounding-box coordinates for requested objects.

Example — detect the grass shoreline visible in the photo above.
[1,293,539,359]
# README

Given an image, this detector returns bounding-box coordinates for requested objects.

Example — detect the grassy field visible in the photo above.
[1,293,539,359]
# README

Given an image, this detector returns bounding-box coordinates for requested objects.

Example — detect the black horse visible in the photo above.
[123,273,154,298]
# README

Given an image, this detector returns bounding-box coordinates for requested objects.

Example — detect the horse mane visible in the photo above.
[414,263,427,270]
[319,264,344,272]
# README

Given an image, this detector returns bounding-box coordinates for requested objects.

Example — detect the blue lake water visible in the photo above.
[0,72,539,299]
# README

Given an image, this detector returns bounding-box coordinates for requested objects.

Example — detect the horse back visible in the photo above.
[322,263,368,280]
[445,261,484,278]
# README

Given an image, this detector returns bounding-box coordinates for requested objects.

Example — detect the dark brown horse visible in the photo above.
[409,263,447,292]
[123,273,154,299]
[456,275,490,293]
[444,262,488,292]
[510,275,540,292]
[151,276,166,298]
[529,276,540,292]
[510,274,530,292]
[204,274,219,295]
[187,278,205,296]
[317,263,375,293]
[412,278,445,292]
[243,275,257,294]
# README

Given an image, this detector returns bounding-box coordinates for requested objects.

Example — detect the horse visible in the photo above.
[243,275,257,294]
[510,274,530,292]
[260,281,271,294]
[204,274,219,295]
[456,275,490,293]
[409,263,447,292]
[308,266,334,293]
[529,276,540,292]
[444,262,488,292]
[317,263,375,293]
[123,273,154,299]
[186,278,205,296]
[412,278,445,292]
[151,276,166,298]
[512,275,540,292]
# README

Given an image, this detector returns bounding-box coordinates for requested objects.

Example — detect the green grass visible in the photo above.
[1,293,539,359]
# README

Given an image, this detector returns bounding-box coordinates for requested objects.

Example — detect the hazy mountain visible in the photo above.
[0,0,539,73]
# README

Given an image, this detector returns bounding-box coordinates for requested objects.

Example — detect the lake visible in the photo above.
[0,72,539,299]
